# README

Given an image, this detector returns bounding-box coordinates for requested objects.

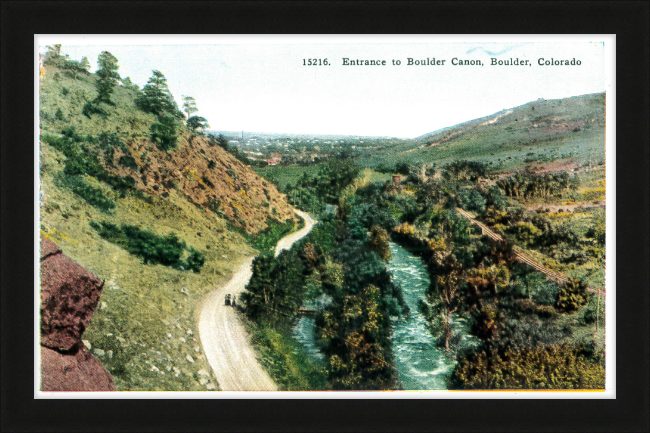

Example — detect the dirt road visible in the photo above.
[274,210,317,256]
[198,210,316,391]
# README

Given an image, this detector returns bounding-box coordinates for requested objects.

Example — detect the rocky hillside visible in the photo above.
[39,62,295,234]
[38,50,299,391]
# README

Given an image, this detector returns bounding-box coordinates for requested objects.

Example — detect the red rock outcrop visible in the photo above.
[41,345,116,392]
[40,237,116,391]
[99,133,297,234]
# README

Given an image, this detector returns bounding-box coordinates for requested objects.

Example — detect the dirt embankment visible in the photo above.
[103,134,297,233]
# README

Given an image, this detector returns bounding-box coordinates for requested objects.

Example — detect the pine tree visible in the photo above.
[80,56,90,72]
[186,116,209,131]
[136,70,183,118]
[182,95,198,119]
[95,51,120,104]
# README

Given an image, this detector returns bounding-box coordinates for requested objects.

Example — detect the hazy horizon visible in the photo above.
[37,36,608,138]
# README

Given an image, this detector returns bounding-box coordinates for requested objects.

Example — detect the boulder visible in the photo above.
[40,344,116,392]
[40,237,104,351]
[40,237,116,391]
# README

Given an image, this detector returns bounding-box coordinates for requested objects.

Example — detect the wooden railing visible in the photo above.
[455,208,604,295]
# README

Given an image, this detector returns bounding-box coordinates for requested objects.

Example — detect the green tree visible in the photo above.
[121,77,139,90]
[182,95,198,119]
[368,225,391,262]
[241,250,306,322]
[136,70,183,118]
[322,285,395,390]
[79,56,90,72]
[208,133,230,151]
[44,44,63,64]
[214,134,229,150]
[47,44,62,56]
[186,115,209,131]
[150,115,180,151]
[431,266,462,350]
[95,51,120,105]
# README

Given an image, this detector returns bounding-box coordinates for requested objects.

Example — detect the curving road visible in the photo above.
[198,210,316,391]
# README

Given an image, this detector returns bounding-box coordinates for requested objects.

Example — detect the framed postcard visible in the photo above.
[2,1,649,432]
[34,33,614,398]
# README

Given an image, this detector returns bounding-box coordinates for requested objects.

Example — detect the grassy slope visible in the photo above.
[38,63,291,390]
[41,145,255,390]
[254,163,327,191]
[255,163,392,193]
[355,93,605,173]
[39,65,155,140]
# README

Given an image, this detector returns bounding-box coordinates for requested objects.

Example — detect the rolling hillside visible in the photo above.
[356,93,605,173]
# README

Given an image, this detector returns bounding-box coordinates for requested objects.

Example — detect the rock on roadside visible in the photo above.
[40,237,116,391]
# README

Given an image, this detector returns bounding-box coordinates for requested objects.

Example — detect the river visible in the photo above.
[387,241,457,390]
[291,240,465,390]
[292,295,331,363]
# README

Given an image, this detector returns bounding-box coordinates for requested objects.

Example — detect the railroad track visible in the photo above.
[455,208,604,296]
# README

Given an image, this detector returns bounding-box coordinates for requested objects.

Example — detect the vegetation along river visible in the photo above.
[387,241,456,390]
[291,241,467,390]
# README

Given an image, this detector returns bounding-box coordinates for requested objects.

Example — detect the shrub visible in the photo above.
[586,220,606,246]
[90,221,205,272]
[484,186,507,211]
[150,116,178,151]
[82,101,107,118]
[201,175,215,188]
[450,343,605,390]
[509,272,560,306]
[555,279,589,312]
[249,218,296,252]
[184,248,206,273]
[457,188,486,214]
[394,162,410,175]
[96,132,129,166]
[443,160,488,183]
[506,222,542,247]
[65,176,115,212]
[206,199,222,215]
[118,155,138,170]
[497,317,568,349]
[582,295,605,325]
[393,222,415,236]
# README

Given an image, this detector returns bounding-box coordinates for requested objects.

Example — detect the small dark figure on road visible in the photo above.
[231,295,237,307]
[225,293,231,306]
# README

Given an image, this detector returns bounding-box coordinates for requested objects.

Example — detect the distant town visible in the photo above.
[209,131,404,166]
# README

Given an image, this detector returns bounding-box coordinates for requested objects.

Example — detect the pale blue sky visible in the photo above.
[37,36,609,138]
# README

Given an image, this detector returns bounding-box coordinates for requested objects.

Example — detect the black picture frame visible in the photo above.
[2,1,648,432]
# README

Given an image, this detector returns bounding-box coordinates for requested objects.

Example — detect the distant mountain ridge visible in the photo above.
[416,93,604,140]
[356,92,605,172]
